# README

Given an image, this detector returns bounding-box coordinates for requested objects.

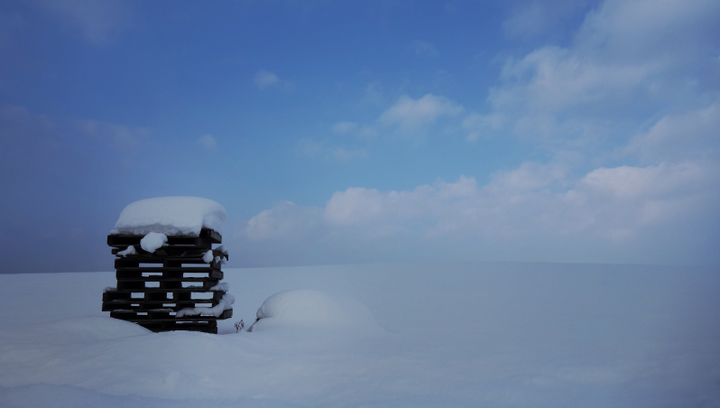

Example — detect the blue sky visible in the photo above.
[1,0,719,273]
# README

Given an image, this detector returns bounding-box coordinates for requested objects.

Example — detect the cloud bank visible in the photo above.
[233,157,719,266]
[231,0,720,267]
[379,94,464,134]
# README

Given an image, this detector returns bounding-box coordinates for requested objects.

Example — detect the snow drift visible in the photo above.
[248,290,383,333]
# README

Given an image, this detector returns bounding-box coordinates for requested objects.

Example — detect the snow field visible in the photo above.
[0,262,719,408]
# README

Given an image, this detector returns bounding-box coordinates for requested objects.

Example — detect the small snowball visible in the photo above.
[209,282,229,292]
[203,250,214,263]
[117,246,137,257]
[140,232,167,253]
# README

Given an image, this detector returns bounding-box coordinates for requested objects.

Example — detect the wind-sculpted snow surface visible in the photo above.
[110,196,227,236]
[0,263,719,408]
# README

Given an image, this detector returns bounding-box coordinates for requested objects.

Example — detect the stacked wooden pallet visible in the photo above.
[103,228,232,334]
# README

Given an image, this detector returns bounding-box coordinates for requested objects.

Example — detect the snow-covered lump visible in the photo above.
[248,290,382,333]
[110,197,227,237]
[139,232,167,253]
[116,245,137,257]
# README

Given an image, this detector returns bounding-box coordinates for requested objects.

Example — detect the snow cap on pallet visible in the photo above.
[110,197,227,237]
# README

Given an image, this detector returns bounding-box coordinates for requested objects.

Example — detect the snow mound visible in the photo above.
[110,197,227,237]
[249,290,382,333]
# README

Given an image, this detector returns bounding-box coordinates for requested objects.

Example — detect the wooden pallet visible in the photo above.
[103,229,232,334]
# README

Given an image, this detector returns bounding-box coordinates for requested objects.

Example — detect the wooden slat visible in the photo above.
[102,298,221,312]
[116,277,218,284]
[104,286,225,297]
[110,309,233,322]
[114,279,219,291]
[115,268,225,282]
[116,266,222,274]
[114,256,220,267]
[107,229,222,248]
[111,247,229,262]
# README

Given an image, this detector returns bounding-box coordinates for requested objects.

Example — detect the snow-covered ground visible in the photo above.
[1,262,719,408]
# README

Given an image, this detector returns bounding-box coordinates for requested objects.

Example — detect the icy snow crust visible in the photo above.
[1,263,719,408]
[111,197,227,237]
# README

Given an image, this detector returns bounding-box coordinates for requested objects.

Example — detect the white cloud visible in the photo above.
[409,40,439,58]
[332,121,377,139]
[323,175,479,228]
[503,2,549,39]
[324,187,387,226]
[197,134,217,150]
[580,162,708,201]
[463,112,505,142]
[75,119,149,150]
[623,103,720,162]
[491,46,659,115]
[480,0,720,149]
[254,69,280,89]
[361,81,385,106]
[0,106,149,151]
[299,139,367,162]
[379,94,464,134]
[246,201,323,241]
[0,104,150,176]
[236,158,720,264]
[34,0,131,45]
[502,0,591,40]
[486,162,568,193]
[577,0,720,64]
[332,121,359,134]
[356,127,378,138]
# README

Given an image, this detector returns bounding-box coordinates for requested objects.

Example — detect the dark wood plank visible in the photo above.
[116,266,222,274]
[110,309,232,321]
[107,229,221,248]
[115,279,219,291]
[103,286,225,297]
[102,297,223,312]
[115,275,222,283]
